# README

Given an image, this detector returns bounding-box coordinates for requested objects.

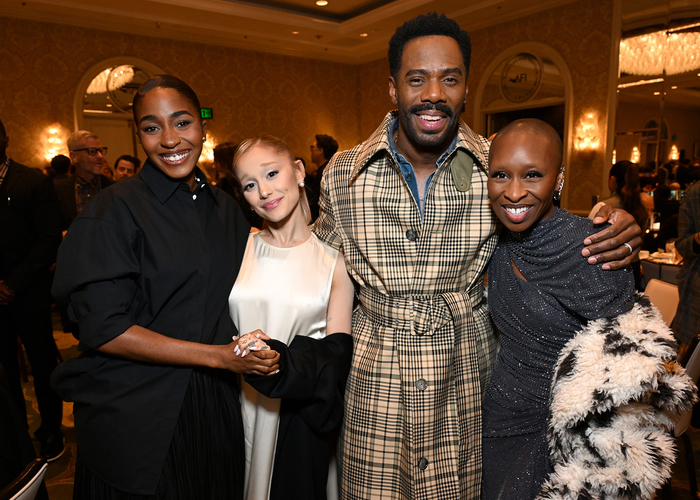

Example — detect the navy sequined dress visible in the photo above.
[481,208,634,500]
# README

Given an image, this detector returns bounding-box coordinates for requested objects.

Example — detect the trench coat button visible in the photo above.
[406,229,418,241]
[418,457,428,470]
[416,379,428,391]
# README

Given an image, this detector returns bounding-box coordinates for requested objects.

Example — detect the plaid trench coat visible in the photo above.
[313,111,499,499]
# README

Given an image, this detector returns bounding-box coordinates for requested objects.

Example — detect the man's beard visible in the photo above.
[398,103,459,151]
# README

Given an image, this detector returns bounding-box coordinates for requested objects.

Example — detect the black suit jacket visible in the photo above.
[0,159,61,298]
[54,174,114,231]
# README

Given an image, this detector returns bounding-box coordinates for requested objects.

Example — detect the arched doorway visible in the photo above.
[73,57,164,169]
[473,42,573,204]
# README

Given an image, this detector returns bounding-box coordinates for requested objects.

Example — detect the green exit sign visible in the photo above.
[201,108,213,119]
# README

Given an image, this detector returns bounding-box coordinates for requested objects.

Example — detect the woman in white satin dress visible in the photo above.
[228,135,354,500]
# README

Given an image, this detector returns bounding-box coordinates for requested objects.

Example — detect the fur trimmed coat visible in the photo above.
[537,293,697,500]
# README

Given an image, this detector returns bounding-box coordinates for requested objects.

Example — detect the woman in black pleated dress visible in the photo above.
[52,75,280,499]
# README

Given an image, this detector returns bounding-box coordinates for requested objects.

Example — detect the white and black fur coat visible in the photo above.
[536,293,697,500]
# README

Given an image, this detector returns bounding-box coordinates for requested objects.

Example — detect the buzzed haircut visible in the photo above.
[388,12,472,79]
[67,130,99,151]
[315,134,338,160]
[491,118,563,166]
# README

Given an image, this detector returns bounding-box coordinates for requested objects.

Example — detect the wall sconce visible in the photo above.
[669,144,679,161]
[575,112,599,160]
[200,135,216,163]
[631,146,640,163]
[612,149,616,164]
[42,124,68,162]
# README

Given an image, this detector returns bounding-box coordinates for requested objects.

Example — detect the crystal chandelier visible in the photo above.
[620,30,700,76]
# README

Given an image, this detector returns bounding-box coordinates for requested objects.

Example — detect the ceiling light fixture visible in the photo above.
[292,30,299,34]
[316,0,328,6]
[360,33,368,37]
[617,77,664,89]
[620,30,700,75]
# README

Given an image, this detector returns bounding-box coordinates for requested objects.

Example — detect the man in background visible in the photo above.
[50,154,71,180]
[54,130,113,232]
[54,131,113,335]
[113,154,140,181]
[307,134,338,221]
[0,117,64,461]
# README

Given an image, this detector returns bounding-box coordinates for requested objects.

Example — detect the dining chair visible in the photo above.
[644,278,680,327]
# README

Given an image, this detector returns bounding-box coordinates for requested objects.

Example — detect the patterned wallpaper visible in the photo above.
[2,1,615,210]
[0,15,368,170]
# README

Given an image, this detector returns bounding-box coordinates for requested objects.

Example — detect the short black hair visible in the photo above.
[388,12,471,80]
[51,154,71,175]
[0,117,6,138]
[132,75,201,124]
[115,154,141,171]
[315,134,338,160]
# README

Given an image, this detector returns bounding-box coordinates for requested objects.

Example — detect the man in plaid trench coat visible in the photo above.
[314,13,642,500]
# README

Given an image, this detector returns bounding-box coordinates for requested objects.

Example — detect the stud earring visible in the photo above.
[299,181,305,188]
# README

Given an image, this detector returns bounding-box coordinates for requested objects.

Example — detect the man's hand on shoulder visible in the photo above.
[582,205,642,270]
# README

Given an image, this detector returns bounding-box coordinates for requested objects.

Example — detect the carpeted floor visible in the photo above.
[18,314,700,499]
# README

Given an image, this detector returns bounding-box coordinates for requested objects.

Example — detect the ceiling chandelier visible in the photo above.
[619,30,700,76]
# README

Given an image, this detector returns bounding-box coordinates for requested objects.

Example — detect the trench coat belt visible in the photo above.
[358,285,484,337]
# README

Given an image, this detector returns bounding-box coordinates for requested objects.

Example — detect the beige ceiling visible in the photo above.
[3,0,689,65]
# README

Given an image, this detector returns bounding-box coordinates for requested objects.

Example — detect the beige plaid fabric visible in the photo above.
[314,111,499,499]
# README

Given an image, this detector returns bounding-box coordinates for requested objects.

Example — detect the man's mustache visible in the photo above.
[408,104,454,118]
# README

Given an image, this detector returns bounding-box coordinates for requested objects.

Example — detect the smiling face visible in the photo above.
[234,144,306,225]
[389,35,468,155]
[135,87,206,189]
[488,129,563,232]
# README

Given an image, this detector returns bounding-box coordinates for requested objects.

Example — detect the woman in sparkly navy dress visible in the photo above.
[480,119,635,499]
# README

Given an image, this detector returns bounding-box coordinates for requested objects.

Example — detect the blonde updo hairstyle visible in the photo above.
[233,135,311,224]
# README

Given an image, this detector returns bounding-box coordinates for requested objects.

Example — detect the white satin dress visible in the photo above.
[228,232,338,500]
